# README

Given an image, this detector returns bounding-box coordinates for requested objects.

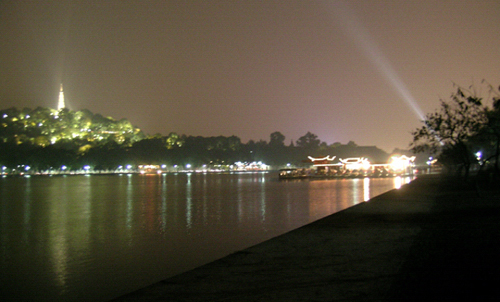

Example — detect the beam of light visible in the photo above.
[327,0,425,121]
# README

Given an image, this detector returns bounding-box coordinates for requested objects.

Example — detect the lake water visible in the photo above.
[0,172,412,301]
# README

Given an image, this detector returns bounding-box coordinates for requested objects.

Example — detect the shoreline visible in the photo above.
[112,174,500,301]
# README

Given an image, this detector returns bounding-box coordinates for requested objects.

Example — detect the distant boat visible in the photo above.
[139,165,162,175]
[278,168,308,179]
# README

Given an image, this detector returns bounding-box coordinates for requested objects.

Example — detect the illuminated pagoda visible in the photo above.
[57,83,65,110]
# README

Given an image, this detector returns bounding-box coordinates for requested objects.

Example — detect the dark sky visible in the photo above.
[1,0,499,152]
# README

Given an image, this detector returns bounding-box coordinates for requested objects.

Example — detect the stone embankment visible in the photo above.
[114,175,500,301]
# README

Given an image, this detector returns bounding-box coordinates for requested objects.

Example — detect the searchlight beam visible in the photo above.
[329,0,425,121]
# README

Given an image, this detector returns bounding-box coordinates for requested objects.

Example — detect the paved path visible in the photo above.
[113,175,500,301]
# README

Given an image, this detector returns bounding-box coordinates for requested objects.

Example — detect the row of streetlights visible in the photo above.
[2,162,270,175]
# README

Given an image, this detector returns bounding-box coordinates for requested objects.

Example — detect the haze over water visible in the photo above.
[0,173,411,301]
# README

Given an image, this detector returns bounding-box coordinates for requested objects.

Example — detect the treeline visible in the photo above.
[0,107,395,172]
[126,131,392,169]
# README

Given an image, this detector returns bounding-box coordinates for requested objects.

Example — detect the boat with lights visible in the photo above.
[138,165,163,175]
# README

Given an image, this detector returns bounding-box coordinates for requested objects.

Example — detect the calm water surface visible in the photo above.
[0,172,412,301]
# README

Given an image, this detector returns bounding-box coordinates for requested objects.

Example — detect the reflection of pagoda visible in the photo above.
[57,84,65,110]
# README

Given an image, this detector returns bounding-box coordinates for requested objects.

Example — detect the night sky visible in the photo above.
[1,0,499,152]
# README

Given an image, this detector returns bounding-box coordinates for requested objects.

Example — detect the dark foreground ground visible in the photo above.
[114,175,500,301]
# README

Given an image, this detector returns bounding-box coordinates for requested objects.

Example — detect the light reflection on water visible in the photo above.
[0,173,411,301]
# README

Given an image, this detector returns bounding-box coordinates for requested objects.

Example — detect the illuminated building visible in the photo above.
[57,84,65,110]
[308,155,341,175]
[339,157,371,171]
[388,155,415,175]
[279,155,416,179]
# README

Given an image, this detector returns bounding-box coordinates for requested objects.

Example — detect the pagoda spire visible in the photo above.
[57,83,65,110]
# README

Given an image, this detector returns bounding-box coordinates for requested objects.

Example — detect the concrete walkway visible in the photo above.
[113,175,500,301]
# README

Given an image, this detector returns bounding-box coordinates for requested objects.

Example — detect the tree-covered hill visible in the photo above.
[0,107,145,146]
